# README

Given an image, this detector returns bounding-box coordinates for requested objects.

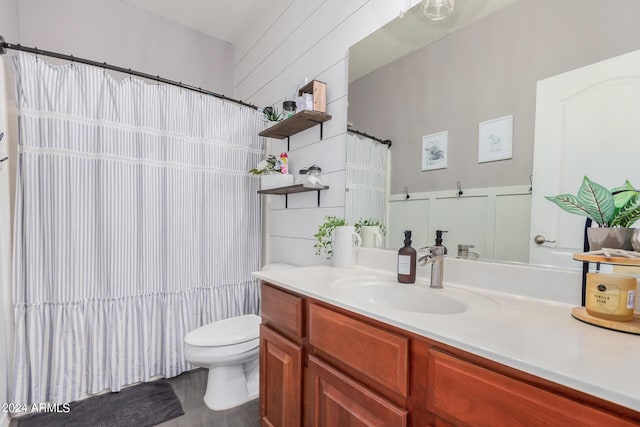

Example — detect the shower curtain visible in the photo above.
[345,132,388,225]
[11,53,263,404]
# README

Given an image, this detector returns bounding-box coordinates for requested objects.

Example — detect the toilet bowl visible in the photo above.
[184,314,261,411]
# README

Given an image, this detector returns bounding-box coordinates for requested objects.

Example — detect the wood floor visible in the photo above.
[159,368,260,427]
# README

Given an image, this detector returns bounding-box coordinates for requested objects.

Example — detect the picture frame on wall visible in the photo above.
[478,115,513,163]
[421,131,448,171]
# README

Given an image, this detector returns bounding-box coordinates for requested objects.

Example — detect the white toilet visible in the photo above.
[184,314,261,411]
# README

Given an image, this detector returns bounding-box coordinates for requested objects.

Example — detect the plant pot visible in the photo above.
[360,226,383,248]
[587,227,634,251]
[260,174,293,190]
[332,226,361,268]
[632,229,640,252]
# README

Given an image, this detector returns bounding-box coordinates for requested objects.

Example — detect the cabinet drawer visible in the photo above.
[261,283,304,338]
[308,355,407,427]
[308,303,409,398]
[428,348,638,427]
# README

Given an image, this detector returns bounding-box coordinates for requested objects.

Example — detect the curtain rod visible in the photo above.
[0,36,259,111]
[347,128,392,148]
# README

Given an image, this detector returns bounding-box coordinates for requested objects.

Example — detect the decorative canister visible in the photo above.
[585,273,637,322]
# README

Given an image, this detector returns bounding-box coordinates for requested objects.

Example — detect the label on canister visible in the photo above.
[627,290,636,310]
[587,284,621,314]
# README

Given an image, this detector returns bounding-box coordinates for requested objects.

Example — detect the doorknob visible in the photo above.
[534,235,556,245]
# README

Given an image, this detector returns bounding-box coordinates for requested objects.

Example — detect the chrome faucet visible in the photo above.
[457,244,479,260]
[419,246,445,289]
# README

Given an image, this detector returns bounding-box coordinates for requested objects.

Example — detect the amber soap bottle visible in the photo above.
[398,230,416,283]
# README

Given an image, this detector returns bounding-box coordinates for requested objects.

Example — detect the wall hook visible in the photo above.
[404,185,410,200]
[529,174,533,193]
[456,180,463,198]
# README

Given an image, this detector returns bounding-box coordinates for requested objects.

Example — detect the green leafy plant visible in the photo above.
[354,218,387,236]
[248,154,281,175]
[545,176,640,227]
[262,106,283,122]
[314,216,347,258]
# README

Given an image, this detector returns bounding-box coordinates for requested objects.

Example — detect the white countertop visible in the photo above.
[253,264,640,412]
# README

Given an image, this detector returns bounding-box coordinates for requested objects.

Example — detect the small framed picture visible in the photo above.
[478,115,513,163]
[422,131,448,171]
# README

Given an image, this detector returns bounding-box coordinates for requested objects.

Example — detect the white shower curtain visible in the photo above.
[11,53,263,404]
[345,132,388,225]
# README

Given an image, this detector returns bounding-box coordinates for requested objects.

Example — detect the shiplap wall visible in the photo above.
[235,0,422,266]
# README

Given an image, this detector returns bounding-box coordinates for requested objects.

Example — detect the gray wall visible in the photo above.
[16,0,235,95]
[349,0,640,194]
[0,0,20,42]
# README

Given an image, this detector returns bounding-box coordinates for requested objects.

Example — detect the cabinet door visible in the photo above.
[308,355,408,427]
[428,348,639,427]
[260,324,303,427]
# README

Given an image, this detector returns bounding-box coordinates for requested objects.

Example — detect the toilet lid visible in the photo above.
[185,314,261,347]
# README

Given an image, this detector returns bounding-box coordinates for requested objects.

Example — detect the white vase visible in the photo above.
[360,226,383,248]
[332,226,361,268]
[260,174,293,190]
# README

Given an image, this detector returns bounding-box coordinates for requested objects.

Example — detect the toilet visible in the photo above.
[184,314,261,411]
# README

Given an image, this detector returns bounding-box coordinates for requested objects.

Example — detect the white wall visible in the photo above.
[235,0,422,266]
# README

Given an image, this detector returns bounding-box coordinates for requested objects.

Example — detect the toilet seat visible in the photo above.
[185,314,260,347]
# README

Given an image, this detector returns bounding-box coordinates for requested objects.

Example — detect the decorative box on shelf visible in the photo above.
[298,80,327,113]
[260,174,293,190]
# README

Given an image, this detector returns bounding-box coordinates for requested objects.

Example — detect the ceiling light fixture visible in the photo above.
[422,0,455,21]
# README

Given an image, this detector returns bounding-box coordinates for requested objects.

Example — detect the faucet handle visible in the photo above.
[419,245,445,256]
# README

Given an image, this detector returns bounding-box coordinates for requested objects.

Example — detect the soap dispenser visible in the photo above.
[398,230,416,284]
[435,229,448,255]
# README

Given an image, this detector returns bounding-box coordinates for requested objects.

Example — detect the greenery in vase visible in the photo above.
[545,176,640,227]
[248,154,281,175]
[354,218,387,236]
[314,216,347,258]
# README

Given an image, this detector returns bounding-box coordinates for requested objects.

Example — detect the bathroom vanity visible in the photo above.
[254,263,640,426]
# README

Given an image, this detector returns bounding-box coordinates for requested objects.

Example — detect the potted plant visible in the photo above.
[314,216,347,258]
[248,154,293,189]
[313,216,361,268]
[354,218,387,249]
[262,106,283,122]
[545,176,640,250]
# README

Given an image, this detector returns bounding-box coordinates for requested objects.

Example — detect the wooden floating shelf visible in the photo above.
[573,253,640,266]
[259,110,332,139]
[258,184,329,208]
[258,184,329,195]
[571,307,640,335]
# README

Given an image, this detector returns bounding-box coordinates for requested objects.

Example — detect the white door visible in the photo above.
[529,49,640,268]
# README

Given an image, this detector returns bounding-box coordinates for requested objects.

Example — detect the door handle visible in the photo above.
[534,235,557,245]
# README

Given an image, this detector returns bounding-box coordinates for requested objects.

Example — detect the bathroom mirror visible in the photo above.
[347,0,640,266]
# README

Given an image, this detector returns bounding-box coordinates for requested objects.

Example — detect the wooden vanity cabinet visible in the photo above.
[260,284,305,427]
[259,282,640,427]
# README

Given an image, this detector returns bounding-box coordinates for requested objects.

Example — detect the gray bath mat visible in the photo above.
[17,379,184,427]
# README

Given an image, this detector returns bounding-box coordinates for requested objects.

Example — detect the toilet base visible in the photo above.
[203,358,259,411]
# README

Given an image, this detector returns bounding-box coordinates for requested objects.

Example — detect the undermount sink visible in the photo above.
[329,277,499,315]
